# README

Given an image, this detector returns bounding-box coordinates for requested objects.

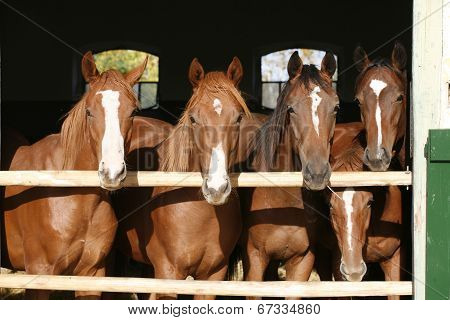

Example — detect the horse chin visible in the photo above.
[365,160,390,172]
[343,273,365,282]
[304,180,328,191]
[204,195,229,206]
[100,181,123,191]
[202,185,232,206]
[99,176,125,191]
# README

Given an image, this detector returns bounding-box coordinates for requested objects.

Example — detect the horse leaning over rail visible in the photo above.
[316,136,403,300]
[234,51,338,299]
[114,57,259,299]
[1,52,147,299]
[353,42,408,171]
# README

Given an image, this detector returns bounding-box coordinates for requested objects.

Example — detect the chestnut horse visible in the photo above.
[1,52,147,299]
[326,138,402,299]
[238,51,338,299]
[115,57,254,299]
[353,42,408,171]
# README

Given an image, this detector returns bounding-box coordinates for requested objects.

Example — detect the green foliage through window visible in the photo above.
[90,49,159,109]
[93,49,158,82]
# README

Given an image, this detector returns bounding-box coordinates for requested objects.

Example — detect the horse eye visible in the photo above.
[237,114,244,124]
[396,95,404,103]
[367,199,374,208]
[333,105,340,113]
[86,109,93,117]
[130,109,138,118]
[189,115,197,124]
[354,98,361,106]
[287,106,295,113]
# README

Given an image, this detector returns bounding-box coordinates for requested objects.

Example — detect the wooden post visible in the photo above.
[412,0,448,300]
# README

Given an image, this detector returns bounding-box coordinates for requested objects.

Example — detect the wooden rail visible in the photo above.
[0,170,412,187]
[0,274,412,297]
[0,171,413,298]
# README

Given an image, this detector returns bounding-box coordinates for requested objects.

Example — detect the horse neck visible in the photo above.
[370,186,402,232]
[66,137,99,170]
[156,132,200,172]
[395,104,407,170]
[255,127,296,172]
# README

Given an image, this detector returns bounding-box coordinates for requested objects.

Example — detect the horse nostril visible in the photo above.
[340,262,348,276]
[118,165,126,177]
[381,147,390,162]
[303,164,312,179]
[361,262,367,276]
[218,181,228,193]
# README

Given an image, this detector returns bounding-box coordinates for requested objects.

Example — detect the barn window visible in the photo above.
[261,49,338,109]
[88,49,159,109]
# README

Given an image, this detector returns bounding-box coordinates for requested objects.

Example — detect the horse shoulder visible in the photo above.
[130,116,173,152]
[9,134,63,170]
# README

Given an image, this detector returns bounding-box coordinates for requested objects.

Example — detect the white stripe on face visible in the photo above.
[206,142,227,191]
[369,79,387,151]
[213,98,222,116]
[310,86,322,136]
[342,188,355,250]
[96,90,124,178]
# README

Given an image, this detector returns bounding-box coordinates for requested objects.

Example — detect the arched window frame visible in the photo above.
[254,42,343,110]
[73,42,160,109]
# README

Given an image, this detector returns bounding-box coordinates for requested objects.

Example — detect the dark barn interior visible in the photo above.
[1,0,412,142]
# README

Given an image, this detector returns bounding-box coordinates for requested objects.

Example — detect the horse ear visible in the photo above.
[353,46,370,72]
[321,52,337,79]
[81,51,99,83]
[391,41,407,71]
[227,56,243,86]
[189,58,205,88]
[287,51,303,79]
[125,56,148,86]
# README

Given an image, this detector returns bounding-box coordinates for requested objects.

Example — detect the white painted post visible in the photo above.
[412,0,448,300]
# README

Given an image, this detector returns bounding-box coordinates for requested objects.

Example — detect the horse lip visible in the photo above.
[99,178,124,191]
[303,178,328,191]
[366,161,390,172]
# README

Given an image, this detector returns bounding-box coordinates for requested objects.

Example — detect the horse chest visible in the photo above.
[365,235,400,262]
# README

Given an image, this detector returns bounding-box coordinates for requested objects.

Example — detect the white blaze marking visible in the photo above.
[310,86,322,136]
[207,142,227,191]
[342,188,355,250]
[369,79,387,151]
[96,90,124,179]
[213,98,222,116]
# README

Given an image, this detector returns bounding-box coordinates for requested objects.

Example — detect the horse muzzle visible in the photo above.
[363,147,391,171]
[98,161,127,191]
[303,162,331,191]
[201,176,232,206]
[340,261,367,282]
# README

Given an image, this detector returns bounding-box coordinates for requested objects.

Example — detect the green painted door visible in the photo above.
[426,129,450,299]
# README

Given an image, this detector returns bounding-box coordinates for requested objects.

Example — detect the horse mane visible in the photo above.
[253,65,332,170]
[331,138,365,172]
[61,70,138,169]
[160,71,251,172]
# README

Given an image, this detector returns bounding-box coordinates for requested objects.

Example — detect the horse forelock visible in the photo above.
[180,72,251,123]
[355,58,406,93]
